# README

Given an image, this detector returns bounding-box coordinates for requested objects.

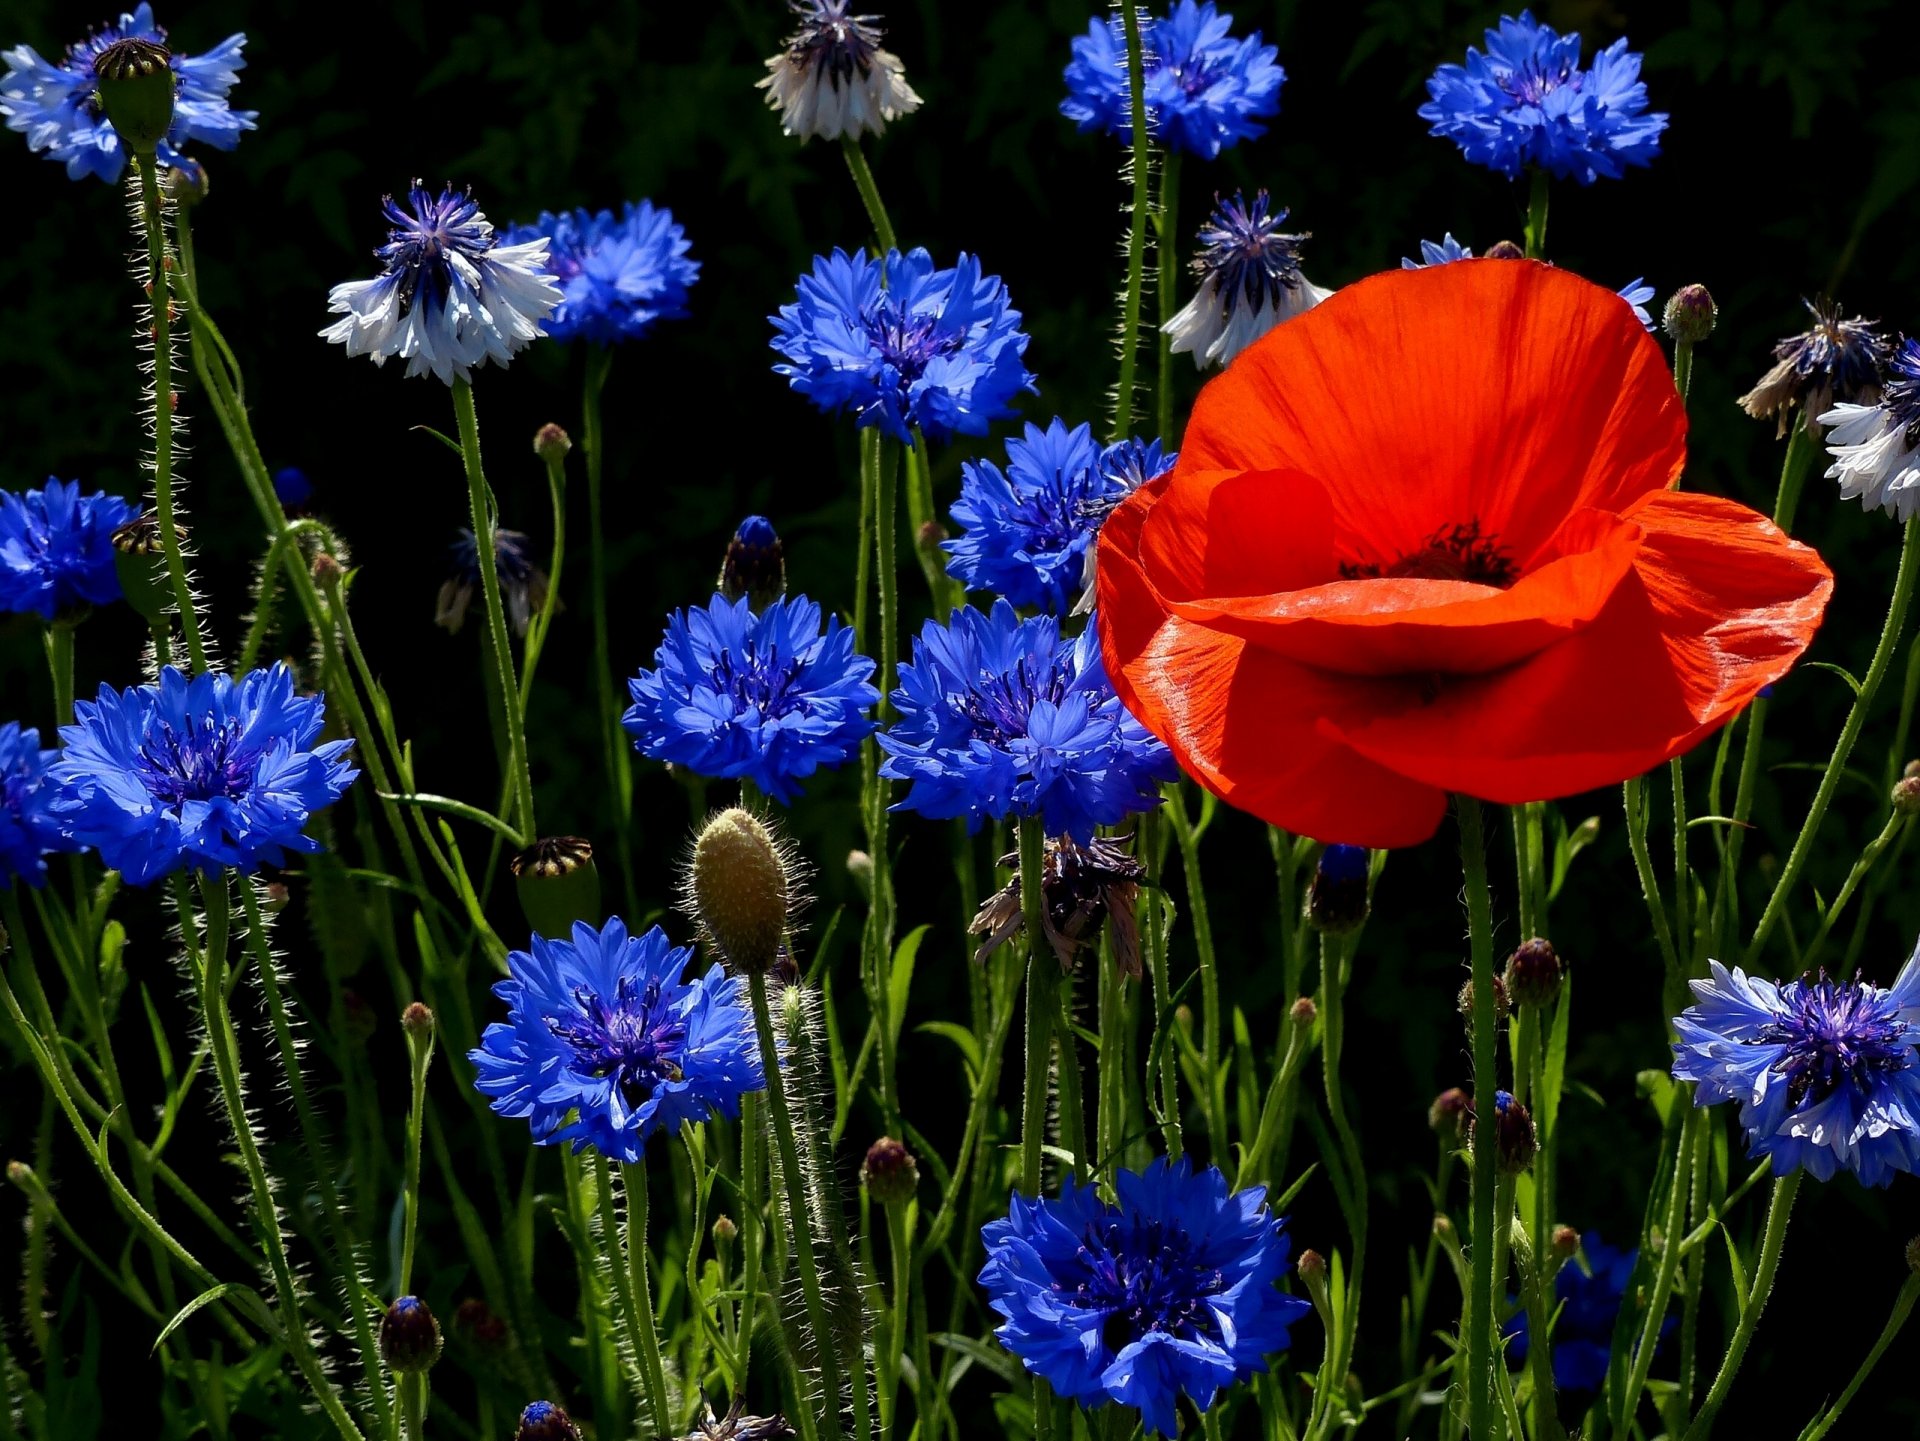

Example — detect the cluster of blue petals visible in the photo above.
[1061,1,1283,160]
[1418,11,1666,183]
[504,201,698,346]
[470,918,765,1163]
[47,664,357,886]
[1672,955,1920,1187]
[946,419,1174,613]
[1,4,255,184]
[0,480,137,620]
[879,599,1176,842]
[624,593,878,803]
[1,722,71,888]
[770,247,1035,445]
[979,1157,1309,1438]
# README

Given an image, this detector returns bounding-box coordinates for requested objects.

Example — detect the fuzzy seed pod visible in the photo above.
[511,836,601,938]
[94,38,175,154]
[690,808,793,973]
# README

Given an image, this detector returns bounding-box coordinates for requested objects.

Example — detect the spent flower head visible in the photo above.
[1740,296,1891,438]
[1165,191,1330,370]
[760,1,921,142]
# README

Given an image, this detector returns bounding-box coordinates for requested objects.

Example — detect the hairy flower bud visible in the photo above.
[1907,1236,1920,1276]
[533,423,572,463]
[1470,1091,1537,1176]
[718,516,786,611]
[1296,1249,1331,1316]
[166,158,208,206]
[1484,240,1525,260]
[401,1002,434,1038]
[713,1214,738,1247]
[379,1296,442,1374]
[1663,284,1716,345]
[1306,844,1370,934]
[515,1401,582,1441]
[1429,1086,1470,1139]
[1551,1225,1581,1261]
[860,1136,920,1207]
[94,38,175,154]
[1894,776,1920,817]
[311,552,344,589]
[511,836,600,938]
[846,848,874,900]
[1503,937,1563,1008]
[689,808,793,973]
[1289,996,1317,1029]
[1458,974,1510,1028]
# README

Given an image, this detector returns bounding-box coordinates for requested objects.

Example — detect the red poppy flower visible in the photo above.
[1096,260,1832,847]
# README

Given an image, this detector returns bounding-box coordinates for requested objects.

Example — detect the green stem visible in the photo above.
[397,1374,424,1441]
[1017,818,1056,1195]
[1166,785,1225,1163]
[1458,797,1499,1441]
[1309,931,1367,1441]
[1155,149,1181,446]
[580,348,636,912]
[1773,415,1820,532]
[883,1200,913,1440]
[133,151,206,672]
[842,137,898,253]
[738,1091,764,1397]
[1054,980,1089,1184]
[517,447,569,705]
[452,379,537,839]
[44,623,75,724]
[1144,844,1183,1160]
[1748,515,1920,964]
[1674,341,1696,402]
[1112,1,1152,439]
[1803,812,1908,968]
[1524,169,1550,259]
[1610,1109,1694,1441]
[399,1010,431,1298]
[748,970,847,1431]
[1794,1273,1920,1441]
[1623,778,1681,975]
[869,437,901,1129]
[1681,1172,1800,1441]
[619,1162,675,1435]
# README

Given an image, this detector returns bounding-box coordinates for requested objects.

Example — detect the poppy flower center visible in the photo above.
[550,975,689,1106]
[1339,520,1519,588]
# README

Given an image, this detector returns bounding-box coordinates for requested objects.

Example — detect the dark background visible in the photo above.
[3,0,1919,1435]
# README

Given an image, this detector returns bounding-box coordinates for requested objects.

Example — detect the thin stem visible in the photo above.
[1610,1109,1695,1441]
[580,348,636,912]
[1623,778,1681,975]
[1017,817,1056,1196]
[1166,784,1225,1163]
[869,436,901,1130]
[399,1011,431,1297]
[1310,931,1366,1441]
[1681,1172,1800,1441]
[1155,149,1181,446]
[1794,1273,1920,1441]
[133,151,206,672]
[44,623,75,724]
[618,1162,675,1435]
[1112,1,1152,440]
[1458,796,1499,1441]
[1773,415,1820,532]
[1674,339,1696,402]
[1748,515,1920,964]
[842,137,898,253]
[883,1200,913,1441]
[1524,168,1550,259]
[517,446,569,703]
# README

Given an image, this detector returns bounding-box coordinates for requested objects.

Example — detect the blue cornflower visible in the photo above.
[470,918,766,1163]
[1061,2,1284,160]
[2,722,71,888]
[1505,1235,1663,1396]
[1165,191,1330,370]
[1418,11,1667,184]
[272,467,312,510]
[502,202,698,347]
[436,527,549,637]
[879,599,1177,842]
[1822,336,1920,520]
[0,480,138,621]
[321,183,562,385]
[1671,954,1920,1187]
[46,664,356,886]
[1,4,254,184]
[1399,240,1655,330]
[770,247,1036,445]
[624,593,878,803]
[946,420,1175,614]
[979,1157,1309,1438]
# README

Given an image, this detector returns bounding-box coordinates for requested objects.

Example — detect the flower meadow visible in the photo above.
[6,3,1920,1440]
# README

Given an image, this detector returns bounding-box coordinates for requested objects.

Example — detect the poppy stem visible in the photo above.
[1523,168,1550,259]
[1111,0,1152,441]
[1457,795,1500,1441]
[1746,513,1920,965]
[1680,1172,1799,1441]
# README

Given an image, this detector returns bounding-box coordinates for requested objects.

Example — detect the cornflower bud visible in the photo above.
[1503,938,1563,1008]
[533,424,572,463]
[515,1401,581,1441]
[1306,844,1370,934]
[379,1296,442,1374]
[860,1137,920,1207]
[718,516,786,611]
[1663,284,1716,345]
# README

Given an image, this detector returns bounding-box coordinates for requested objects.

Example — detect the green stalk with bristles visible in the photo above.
[1112,0,1153,441]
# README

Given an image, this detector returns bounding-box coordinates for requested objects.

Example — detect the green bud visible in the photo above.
[689,808,793,973]
[511,836,601,938]
[94,38,176,155]
[1662,284,1717,345]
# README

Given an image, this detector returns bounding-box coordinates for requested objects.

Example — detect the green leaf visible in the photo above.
[930,1331,1022,1386]
[888,925,929,1049]
[411,424,462,456]
[1271,1163,1318,1213]
[1806,660,1864,695]
[1539,975,1572,1142]
[153,1282,267,1352]
[913,1020,982,1081]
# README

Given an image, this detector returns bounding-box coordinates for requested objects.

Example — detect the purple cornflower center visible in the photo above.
[1060,1217,1227,1352]
[1884,338,1920,442]
[786,1,883,81]
[137,717,254,804]
[958,653,1072,743]
[1759,972,1912,1107]
[1779,299,1891,396]
[711,639,811,719]
[1495,53,1578,106]
[1194,191,1308,315]
[377,187,493,318]
[550,975,688,1104]
[860,303,962,384]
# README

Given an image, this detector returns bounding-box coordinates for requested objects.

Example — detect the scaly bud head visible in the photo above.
[379,1296,442,1374]
[718,515,786,611]
[1458,975,1511,1029]
[1428,1086,1470,1139]
[1663,284,1717,345]
[1894,776,1920,817]
[312,552,345,589]
[1484,240,1525,260]
[860,1136,920,1207]
[94,38,175,154]
[712,1214,738,1247]
[515,1401,581,1441]
[511,836,601,938]
[533,423,572,463]
[689,807,793,973]
[1503,938,1563,1008]
[1551,1225,1581,1261]
[401,1002,434,1039]
[1306,844,1370,934]
[1471,1091,1537,1176]
[1289,995,1317,1029]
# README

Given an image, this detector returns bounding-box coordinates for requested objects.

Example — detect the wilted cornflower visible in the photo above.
[1505,1234,1665,1399]
[1739,296,1892,439]
[760,0,921,142]
[1400,239,1655,329]
[1165,191,1330,370]
[1418,11,1666,184]
[1,4,254,184]
[947,419,1172,614]
[321,183,561,385]
[683,1398,796,1441]
[970,832,1146,975]
[46,664,357,886]
[1,723,72,888]
[1672,954,1920,1186]
[623,593,878,803]
[0,480,138,621]
[979,1157,1310,1438]
[879,599,1177,842]
[470,918,766,1163]
[770,247,1036,444]
[502,202,698,346]
[436,527,549,637]
[1061,2,1284,160]
[1820,336,1920,521]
